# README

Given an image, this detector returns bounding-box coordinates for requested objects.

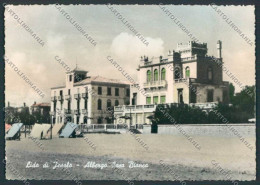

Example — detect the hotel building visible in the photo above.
[50,67,130,124]
[114,41,230,125]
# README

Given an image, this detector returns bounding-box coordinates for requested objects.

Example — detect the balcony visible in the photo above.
[51,96,57,101]
[82,93,88,99]
[114,105,157,113]
[81,109,88,114]
[181,55,197,62]
[65,95,71,100]
[64,109,72,114]
[174,78,187,83]
[143,80,167,89]
[74,94,81,99]
[58,96,63,101]
[74,109,80,115]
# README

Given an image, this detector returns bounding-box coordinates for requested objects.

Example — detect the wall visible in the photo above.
[143,125,152,134]
[157,124,255,137]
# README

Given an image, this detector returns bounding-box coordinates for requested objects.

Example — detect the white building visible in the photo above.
[50,66,130,124]
[114,41,229,125]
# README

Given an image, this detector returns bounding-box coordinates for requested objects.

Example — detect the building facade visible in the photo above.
[30,102,51,122]
[50,67,130,124]
[114,41,230,125]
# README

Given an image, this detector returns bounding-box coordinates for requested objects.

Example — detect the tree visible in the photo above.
[230,85,255,118]
[229,83,235,102]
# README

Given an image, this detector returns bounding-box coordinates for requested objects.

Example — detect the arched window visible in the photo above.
[174,68,181,79]
[107,99,111,108]
[147,70,151,82]
[208,67,213,80]
[161,68,166,80]
[154,69,158,81]
[185,66,190,78]
[98,99,102,110]
[115,100,119,106]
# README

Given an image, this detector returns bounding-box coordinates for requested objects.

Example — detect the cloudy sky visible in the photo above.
[5,5,255,106]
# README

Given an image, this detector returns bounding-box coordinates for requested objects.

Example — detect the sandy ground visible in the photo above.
[6,133,255,180]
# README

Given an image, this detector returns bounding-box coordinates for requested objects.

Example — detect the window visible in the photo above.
[185,67,190,78]
[60,90,63,96]
[207,89,214,102]
[147,70,151,82]
[98,99,102,110]
[223,90,228,103]
[115,88,119,96]
[154,69,158,81]
[98,117,102,124]
[126,88,130,97]
[54,102,56,111]
[153,96,158,104]
[77,100,80,110]
[98,87,102,95]
[107,99,112,108]
[115,100,119,106]
[160,96,166,104]
[146,97,151,104]
[190,89,197,103]
[132,93,137,105]
[68,89,70,95]
[84,99,87,109]
[208,67,213,80]
[107,87,111,95]
[161,68,166,80]
[67,100,71,110]
[84,116,88,124]
[69,75,72,82]
[174,68,181,79]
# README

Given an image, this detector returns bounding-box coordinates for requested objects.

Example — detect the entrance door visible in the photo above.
[178,89,184,104]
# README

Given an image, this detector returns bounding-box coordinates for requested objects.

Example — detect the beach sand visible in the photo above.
[6,133,256,180]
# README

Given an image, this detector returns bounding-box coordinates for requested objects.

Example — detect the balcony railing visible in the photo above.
[51,96,57,101]
[82,109,88,114]
[74,94,81,99]
[58,96,63,101]
[65,95,71,100]
[64,109,72,114]
[74,109,80,115]
[174,78,187,83]
[114,105,156,112]
[82,93,88,99]
[143,80,167,89]
[181,55,197,62]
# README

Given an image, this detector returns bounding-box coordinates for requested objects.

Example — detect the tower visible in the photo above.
[217,40,222,59]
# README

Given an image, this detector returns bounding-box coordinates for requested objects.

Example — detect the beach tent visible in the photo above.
[30,123,51,139]
[59,122,78,138]
[5,123,23,140]
[52,123,64,136]
[5,123,12,133]
[41,124,51,139]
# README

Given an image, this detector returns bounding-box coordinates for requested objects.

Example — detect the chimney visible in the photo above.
[8,101,10,107]
[23,102,26,107]
[217,40,222,59]
[34,101,36,105]
[159,56,163,62]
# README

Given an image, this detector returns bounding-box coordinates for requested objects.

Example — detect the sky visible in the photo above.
[4,5,255,106]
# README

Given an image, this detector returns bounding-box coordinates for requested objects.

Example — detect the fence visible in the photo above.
[76,124,143,133]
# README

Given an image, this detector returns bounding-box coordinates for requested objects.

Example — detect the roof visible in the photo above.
[74,76,131,86]
[31,103,51,107]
